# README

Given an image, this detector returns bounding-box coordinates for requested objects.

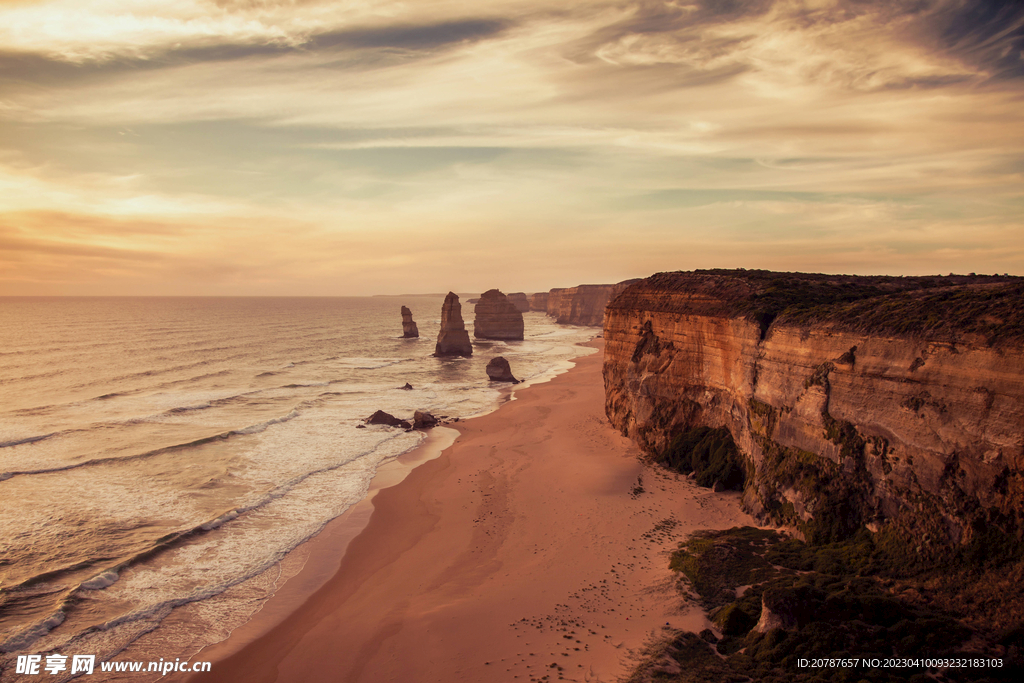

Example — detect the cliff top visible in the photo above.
[609,269,1024,345]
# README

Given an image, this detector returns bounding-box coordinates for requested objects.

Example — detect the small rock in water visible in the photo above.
[414,410,438,429]
[486,356,520,383]
[366,410,412,429]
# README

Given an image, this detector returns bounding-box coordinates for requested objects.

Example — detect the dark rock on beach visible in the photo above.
[366,410,412,429]
[414,410,438,429]
[486,356,519,383]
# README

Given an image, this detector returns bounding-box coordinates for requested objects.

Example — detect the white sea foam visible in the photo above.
[80,571,119,591]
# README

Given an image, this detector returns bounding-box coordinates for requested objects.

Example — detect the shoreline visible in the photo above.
[178,340,755,682]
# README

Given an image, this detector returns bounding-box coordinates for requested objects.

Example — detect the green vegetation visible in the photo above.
[658,426,745,490]
[697,270,1024,345]
[623,527,1024,683]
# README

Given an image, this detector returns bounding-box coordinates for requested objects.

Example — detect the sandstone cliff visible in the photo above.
[400,305,418,338]
[604,270,1024,550]
[507,292,530,313]
[544,281,637,327]
[528,292,549,312]
[434,292,473,357]
[474,289,525,340]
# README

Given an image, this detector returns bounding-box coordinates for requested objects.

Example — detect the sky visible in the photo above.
[0,0,1022,296]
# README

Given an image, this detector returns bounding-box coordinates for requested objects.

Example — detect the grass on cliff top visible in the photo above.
[611,269,1024,345]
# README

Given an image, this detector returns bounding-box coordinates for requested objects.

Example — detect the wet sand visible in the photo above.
[185,341,754,682]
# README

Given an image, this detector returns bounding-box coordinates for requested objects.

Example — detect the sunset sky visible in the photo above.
[1,0,1022,295]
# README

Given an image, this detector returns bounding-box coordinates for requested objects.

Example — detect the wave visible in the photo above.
[0,429,417,654]
[0,410,302,481]
[0,432,62,449]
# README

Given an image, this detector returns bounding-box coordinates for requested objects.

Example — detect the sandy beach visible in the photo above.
[183,341,755,683]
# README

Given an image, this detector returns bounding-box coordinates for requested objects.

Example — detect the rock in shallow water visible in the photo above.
[414,410,438,429]
[486,356,519,383]
[400,306,419,338]
[474,289,524,340]
[434,292,473,357]
[366,410,412,429]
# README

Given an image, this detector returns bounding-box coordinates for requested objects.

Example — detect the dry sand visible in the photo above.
[185,341,755,683]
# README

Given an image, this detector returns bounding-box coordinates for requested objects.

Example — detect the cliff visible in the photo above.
[434,292,473,357]
[473,289,525,340]
[545,281,637,327]
[604,270,1024,550]
[528,292,548,312]
[400,305,418,338]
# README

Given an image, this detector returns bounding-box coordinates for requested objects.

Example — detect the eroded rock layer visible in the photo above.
[528,292,549,312]
[604,270,1024,550]
[473,289,524,340]
[434,292,472,357]
[545,281,637,327]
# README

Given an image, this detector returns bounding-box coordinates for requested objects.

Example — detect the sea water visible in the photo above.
[0,296,596,678]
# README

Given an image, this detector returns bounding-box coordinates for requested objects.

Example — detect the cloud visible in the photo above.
[0,0,1021,293]
[0,15,512,88]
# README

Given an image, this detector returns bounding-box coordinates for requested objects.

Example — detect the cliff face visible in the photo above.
[434,292,472,357]
[545,282,636,327]
[473,289,525,340]
[604,271,1024,548]
[528,292,548,312]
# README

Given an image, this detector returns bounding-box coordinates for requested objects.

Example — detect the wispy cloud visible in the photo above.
[0,0,1021,294]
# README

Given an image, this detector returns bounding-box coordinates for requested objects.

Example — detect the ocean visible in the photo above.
[0,296,596,679]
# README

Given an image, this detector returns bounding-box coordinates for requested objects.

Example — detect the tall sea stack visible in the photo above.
[400,306,419,338]
[474,289,525,340]
[507,292,530,313]
[434,292,473,357]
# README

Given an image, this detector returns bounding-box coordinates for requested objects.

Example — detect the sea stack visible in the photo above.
[507,292,530,313]
[473,289,525,340]
[486,357,519,383]
[434,292,473,357]
[400,306,419,338]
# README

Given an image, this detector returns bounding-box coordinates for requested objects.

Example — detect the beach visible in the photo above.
[182,340,755,683]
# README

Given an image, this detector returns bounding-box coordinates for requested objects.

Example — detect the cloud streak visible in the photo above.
[0,0,1021,294]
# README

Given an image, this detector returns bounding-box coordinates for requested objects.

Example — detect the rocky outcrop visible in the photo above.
[400,306,419,338]
[473,289,525,340]
[413,410,438,429]
[486,357,519,383]
[604,270,1024,550]
[507,292,530,313]
[366,410,411,429]
[434,292,473,357]
[545,281,638,327]
[529,292,549,312]
[753,586,821,633]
